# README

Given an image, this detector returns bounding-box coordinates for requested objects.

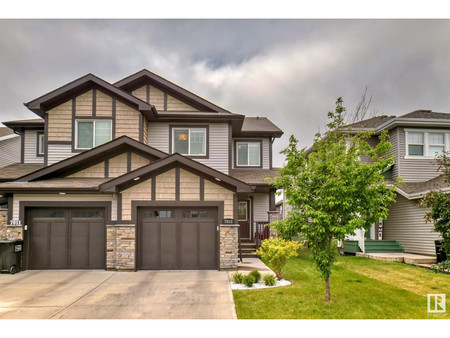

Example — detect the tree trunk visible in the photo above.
[325,276,331,301]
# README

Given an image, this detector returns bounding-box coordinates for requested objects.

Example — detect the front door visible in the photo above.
[238,201,250,240]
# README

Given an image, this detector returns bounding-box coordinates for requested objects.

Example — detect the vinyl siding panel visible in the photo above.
[388,127,400,179]
[132,86,147,102]
[383,194,441,256]
[48,144,74,165]
[48,100,72,142]
[204,179,234,218]
[75,90,93,116]
[131,152,150,171]
[167,94,198,111]
[115,101,140,141]
[148,122,230,174]
[149,86,165,110]
[360,135,379,164]
[0,136,20,168]
[23,130,44,164]
[155,169,176,200]
[96,91,113,117]
[253,193,269,222]
[397,127,442,182]
[68,162,105,178]
[121,179,152,220]
[108,153,128,178]
[12,193,117,222]
[179,169,200,201]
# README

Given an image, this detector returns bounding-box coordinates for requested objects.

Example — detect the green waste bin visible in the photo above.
[0,239,23,274]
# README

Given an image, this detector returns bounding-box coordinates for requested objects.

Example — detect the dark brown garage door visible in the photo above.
[138,207,218,270]
[26,208,106,269]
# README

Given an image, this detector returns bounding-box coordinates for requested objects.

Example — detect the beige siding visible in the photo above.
[179,169,200,200]
[253,193,269,222]
[96,91,113,117]
[121,179,152,220]
[167,94,198,111]
[383,194,441,255]
[108,153,128,177]
[204,179,234,218]
[397,127,443,182]
[48,100,72,142]
[68,162,105,178]
[131,152,150,171]
[149,86,164,110]
[23,130,44,164]
[115,101,140,141]
[155,169,176,200]
[132,86,147,102]
[75,90,93,116]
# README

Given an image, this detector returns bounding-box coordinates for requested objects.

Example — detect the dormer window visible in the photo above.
[76,120,112,149]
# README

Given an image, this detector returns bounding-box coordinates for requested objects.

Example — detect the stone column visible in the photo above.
[6,226,23,239]
[106,224,135,271]
[219,224,239,269]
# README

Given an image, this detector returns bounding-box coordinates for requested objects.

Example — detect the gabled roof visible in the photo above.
[344,115,396,129]
[0,163,44,182]
[15,136,167,182]
[114,69,234,114]
[24,73,158,119]
[396,174,450,199]
[100,152,252,194]
[400,110,450,120]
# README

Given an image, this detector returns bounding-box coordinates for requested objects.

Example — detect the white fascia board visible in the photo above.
[391,185,450,200]
[376,118,450,132]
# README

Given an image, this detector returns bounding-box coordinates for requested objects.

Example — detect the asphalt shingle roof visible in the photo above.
[0,163,45,181]
[230,168,279,185]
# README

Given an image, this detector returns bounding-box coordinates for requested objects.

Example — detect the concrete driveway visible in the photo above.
[0,270,237,319]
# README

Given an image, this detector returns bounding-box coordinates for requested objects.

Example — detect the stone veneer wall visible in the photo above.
[6,226,23,239]
[219,224,239,269]
[106,225,135,271]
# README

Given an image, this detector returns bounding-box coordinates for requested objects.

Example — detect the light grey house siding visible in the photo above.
[147,122,230,174]
[387,127,401,179]
[232,137,271,169]
[397,127,443,182]
[383,194,440,256]
[24,129,44,164]
[359,135,380,163]
[48,144,75,165]
[253,193,269,223]
[0,136,20,168]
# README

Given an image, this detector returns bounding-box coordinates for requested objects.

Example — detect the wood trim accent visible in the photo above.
[175,167,180,201]
[139,114,143,143]
[104,159,109,178]
[151,175,156,200]
[169,125,210,159]
[36,131,44,158]
[269,188,276,211]
[250,195,254,242]
[47,141,73,145]
[44,114,49,166]
[228,124,232,173]
[117,193,122,221]
[269,137,273,170]
[7,196,12,222]
[127,151,132,173]
[163,92,168,111]
[71,98,76,153]
[112,99,116,140]
[146,84,150,103]
[200,177,204,201]
[92,88,97,117]
[20,128,24,164]
[234,139,263,169]
[233,194,238,221]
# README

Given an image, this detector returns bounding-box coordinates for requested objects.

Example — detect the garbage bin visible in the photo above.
[435,240,448,263]
[0,239,23,274]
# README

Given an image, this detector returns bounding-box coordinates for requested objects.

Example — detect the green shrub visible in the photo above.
[263,274,276,286]
[254,237,300,279]
[249,270,261,283]
[243,274,255,287]
[232,272,244,284]
[430,260,450,274]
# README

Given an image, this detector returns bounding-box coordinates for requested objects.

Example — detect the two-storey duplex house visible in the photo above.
[343,111,450,256]
[0,69,282,271]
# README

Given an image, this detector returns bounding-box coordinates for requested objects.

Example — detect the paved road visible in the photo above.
[0,270,237,319]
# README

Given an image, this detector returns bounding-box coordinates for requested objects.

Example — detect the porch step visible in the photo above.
[343,240,404,254]
[240,242,258,258]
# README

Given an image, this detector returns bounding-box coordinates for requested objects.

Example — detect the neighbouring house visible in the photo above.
[0,69,283,271]
[276,110,450,257]
[0,127,20,170]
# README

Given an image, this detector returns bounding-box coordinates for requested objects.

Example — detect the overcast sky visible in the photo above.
[2,19,450,166]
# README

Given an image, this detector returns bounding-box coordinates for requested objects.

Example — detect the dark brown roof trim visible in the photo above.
[235,130,283,138]
[15,136,167,182]
[24,73,157,119]
[100,153,252,194]
[114,69,235,114]
[2,119,44,131]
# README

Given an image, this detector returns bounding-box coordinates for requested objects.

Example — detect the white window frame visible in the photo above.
[75,119,112,150]
[236,141,261,167]
[405,128,450,158]
[37,133,45,155]
[171,127,207,156]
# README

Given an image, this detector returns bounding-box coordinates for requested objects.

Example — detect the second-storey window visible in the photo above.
[76,120,112,149]
[407,131,424,156]
[429,132,445,156]
[406,130,449,157]
[237,141,261,166]
[172,127,206,156]
[37,133,45,155]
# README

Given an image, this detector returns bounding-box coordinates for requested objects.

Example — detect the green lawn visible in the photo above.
[233,250,450,319]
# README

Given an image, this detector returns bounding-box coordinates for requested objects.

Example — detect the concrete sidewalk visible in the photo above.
[355,252,436,266]
[0,270,237,319]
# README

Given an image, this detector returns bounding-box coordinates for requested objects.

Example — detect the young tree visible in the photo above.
[271,97,400,301]
[420,151,450,269]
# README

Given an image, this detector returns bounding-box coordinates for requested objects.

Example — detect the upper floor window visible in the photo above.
[37,133,45,155]
[171,127,207,156]
[236,141,261,167]
[76,120,112,149]
[406,129,449,158]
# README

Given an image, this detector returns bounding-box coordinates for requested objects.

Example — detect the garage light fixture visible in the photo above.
[215,177,221,182]
[134,177,140,181]
[59,192,66,195]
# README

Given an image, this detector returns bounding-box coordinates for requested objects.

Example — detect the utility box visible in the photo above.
[0,239,23,274]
